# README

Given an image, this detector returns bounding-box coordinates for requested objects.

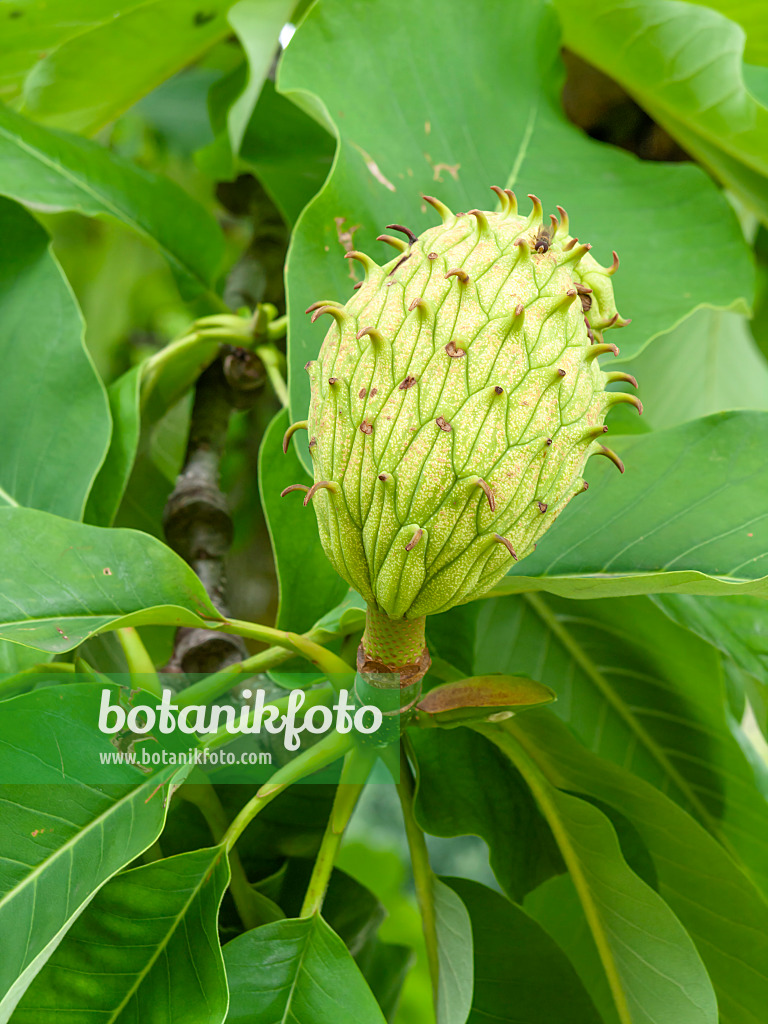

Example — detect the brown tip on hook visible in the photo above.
[310,304,346,324]
[356,325,386,344]
[445,268,470,284]
[586,343,620,360]
[436,416,452,431]
[537,501,548,513]
[422,194,453,221]
[280,484,310,498]
[606,371,638,388]
[607,251,620,275]
[303,480,338,506]
[405,528,424,552]
[386,223,418,246]
[445,339,466,358]
[490,185,509,211]
[596,446,625,474]
[377,234,408,253]
[476,478,496,512]
[305,300,342,315]
[493,533,518,560]
[468,209,490,232]
[282,420,308,454]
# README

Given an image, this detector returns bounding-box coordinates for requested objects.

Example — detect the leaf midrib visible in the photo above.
[0,116,199,289]
[524,591,748,872]
[104,848,226,1023]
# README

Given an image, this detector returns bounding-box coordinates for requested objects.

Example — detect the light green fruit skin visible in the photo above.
[305,201,627,619]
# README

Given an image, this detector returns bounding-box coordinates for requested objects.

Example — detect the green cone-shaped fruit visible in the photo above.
[291,189,638,620]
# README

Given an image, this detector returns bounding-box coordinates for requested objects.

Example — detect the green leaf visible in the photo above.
[432,877,473,1024]
[239,81,335,226]
[554,0,768,223]
[619,309,768,431]
[0,102,224,298]
[476,725,718,1024]
[678,0,768,66]
[226,0,296,155]
[0,507,218,653]
[18,1,237,136]
[445,876,602,1024]
[0,684,194,1017]
[0,197,110,519]
[411,727,564,902]
[471,593,768,895]
[417,674,555,725]
[0,1,146,105]
[259,409,348,634]
[490,412,768,599]
[512,711,768,1024]
[14,846,230,1023]
[224,915,388,1023]
[652,592,768,731]
[280,0,752,466]
[83,364,141,526]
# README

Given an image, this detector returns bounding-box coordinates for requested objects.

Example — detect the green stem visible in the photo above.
[180,778,264,931]
[200,683,336,753]
[116,627,161,697]
[0,662,74,700]
[300,746,376,917]
[266,314,287,341]
[176,646,294,709]
[217,618,353,678]
[222,729,355,853]
[397,741,440,1009]
[255,343,289,407]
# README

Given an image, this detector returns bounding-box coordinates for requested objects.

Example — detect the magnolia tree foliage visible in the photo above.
[0,2,767,1024]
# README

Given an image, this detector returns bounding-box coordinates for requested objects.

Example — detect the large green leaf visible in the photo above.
[226,0,296,155]
[0,197,110,519]
[619,308,768,431]
[0,507,218,653]
[14,846,230,1023]
[0,1,145,104]
[679,0,768,66]
[224,914,387,1023]
[490,412,768,599]
[239,80,335,226]
[18,1,237,135]
[476,725,718,1024]
[445,876,602,1024]
[259,409,348,633]
[280,0,752,466]
[470,593,768,895]
[652,591,768,733]
[510,711,768,1024]
[83,364,142,527]
[554,0,768,223]
[0,102,224,298]
[0,685,195,1019]
[411,726,564,901]
[431,877,473,1024]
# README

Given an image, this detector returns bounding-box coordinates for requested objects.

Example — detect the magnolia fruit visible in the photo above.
[284,189,638,628]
